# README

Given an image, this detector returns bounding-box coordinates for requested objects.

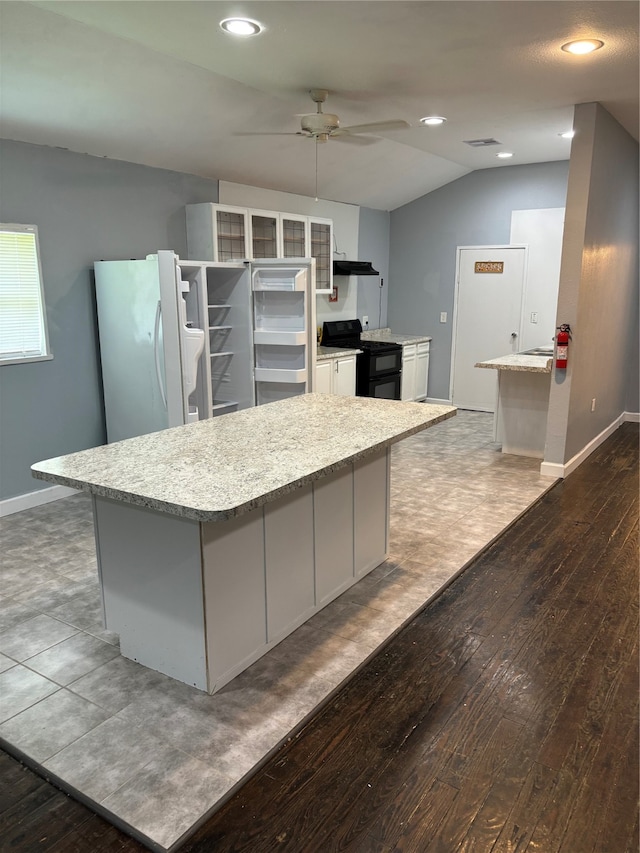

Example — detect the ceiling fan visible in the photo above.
[296,89,409,144]
[236,89,409,145]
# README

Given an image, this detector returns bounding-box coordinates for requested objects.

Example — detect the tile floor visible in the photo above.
[0,411,554,852]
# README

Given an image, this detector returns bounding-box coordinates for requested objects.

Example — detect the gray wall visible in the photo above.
[357,207,390,329]
[545,104,639,465]
[388,161,570,401]
[0,139,219,500]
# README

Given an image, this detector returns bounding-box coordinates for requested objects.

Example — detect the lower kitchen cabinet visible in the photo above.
[400,341,430,401]
[400,344,417,401]
[315,354,357,395]
[415,341,430,401]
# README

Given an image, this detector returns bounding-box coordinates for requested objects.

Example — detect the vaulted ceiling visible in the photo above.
[1,1,638,209]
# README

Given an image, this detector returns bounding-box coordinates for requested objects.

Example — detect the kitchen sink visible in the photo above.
[521,348,554,356]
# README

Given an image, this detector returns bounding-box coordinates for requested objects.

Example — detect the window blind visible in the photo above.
[0,224,50,362]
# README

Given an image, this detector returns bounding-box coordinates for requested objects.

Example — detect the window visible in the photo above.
[0,224,52,364]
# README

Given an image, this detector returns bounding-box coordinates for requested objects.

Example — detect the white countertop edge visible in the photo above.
[475,355,552,373]
[361,331,432,345]
[316,346,362,360]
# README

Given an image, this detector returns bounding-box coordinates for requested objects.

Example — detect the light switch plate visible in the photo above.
[440,312,447,323]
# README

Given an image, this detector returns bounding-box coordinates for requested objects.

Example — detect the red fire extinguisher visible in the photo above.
[555,324,572,369]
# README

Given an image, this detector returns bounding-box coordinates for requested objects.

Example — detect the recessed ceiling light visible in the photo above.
[496,152,513,159]
[559,130,576,139]
[561,39,604,55]
[420,116,447,126]
[220,18,263,36]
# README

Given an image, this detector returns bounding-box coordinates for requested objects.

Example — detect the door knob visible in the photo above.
[511,332,518,339]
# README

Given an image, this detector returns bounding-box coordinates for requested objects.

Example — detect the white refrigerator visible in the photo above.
[94,251,316,442]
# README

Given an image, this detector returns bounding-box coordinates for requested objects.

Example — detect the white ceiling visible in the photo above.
[1,1,638,210]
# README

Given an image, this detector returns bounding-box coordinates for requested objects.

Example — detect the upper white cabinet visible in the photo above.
[281,213,308,259]
[186,204,249,263]
[308,217,333,295]
[249,209,279,259]
[186,204,333,295]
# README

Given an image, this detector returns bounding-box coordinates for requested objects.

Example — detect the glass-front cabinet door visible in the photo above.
[281,214,307,259]
[215,207,249,262]
[309,217,333,294]
[249,210,278,259]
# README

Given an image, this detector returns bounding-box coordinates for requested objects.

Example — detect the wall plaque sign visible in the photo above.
[475,261,504,273]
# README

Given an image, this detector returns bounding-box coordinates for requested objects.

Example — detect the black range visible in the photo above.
[322,319,403,400]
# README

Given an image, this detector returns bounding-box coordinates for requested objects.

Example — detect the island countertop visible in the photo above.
[475,353,553,373]
[32,394,456,522]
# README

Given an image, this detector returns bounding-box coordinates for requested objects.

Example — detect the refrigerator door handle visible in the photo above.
[154,299,168,409]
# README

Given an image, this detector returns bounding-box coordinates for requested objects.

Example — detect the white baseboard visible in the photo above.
[540,413,626,479]
[425,397,453,406]
[0,485,79,518]
[624,411,640,423]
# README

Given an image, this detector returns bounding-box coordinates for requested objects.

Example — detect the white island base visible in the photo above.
[32,395,455,695]
[495,370,552,458]
[475,353,553,459]
[94,450,389,694]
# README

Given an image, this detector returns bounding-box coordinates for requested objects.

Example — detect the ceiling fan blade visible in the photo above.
[233,131,304,137]
[330,132,379,146]
[337,119,410,134]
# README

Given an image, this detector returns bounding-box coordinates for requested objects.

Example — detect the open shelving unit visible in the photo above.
[203,266,254,415]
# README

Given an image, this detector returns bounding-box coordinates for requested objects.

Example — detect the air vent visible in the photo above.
[463,138,502,147]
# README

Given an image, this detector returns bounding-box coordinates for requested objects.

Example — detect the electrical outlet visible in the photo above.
[440,312,447,323]
[362,315,369,327]
[530,312,539,324]
[591,398,596,412]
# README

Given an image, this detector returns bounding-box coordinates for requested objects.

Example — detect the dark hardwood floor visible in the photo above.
[2,423,638,853]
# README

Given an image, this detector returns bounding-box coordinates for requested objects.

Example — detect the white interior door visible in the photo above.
[451,246,526,411]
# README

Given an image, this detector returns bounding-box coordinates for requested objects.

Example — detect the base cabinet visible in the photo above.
[415,342,430,401]
[400,345,417,401]
[93,449,390,694]
[400,341,429,401]
[316,355,356,396]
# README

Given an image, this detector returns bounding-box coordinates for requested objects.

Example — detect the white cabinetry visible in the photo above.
[186,204,333,295]
[400,344,417,401]
[415,341,430,401]
[186,204,249,263]
[400,340,430,401]
[248,209,279,259]
[308,217,333,295]
[315,354,357,396]
[281,213,308,258]
[315,360,333,394]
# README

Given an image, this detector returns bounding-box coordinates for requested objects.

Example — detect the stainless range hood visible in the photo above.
[333,260,380,276]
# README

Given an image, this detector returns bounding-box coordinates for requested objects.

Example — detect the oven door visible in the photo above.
[369,348,402,379]
[367,372,402,400]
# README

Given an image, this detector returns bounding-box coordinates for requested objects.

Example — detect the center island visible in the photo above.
[32,394,456,693]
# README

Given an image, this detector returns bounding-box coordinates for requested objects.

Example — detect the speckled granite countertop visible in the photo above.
[361,329,432,345]
[475,354,553,373]
[316,346,362,360]
[32,394,456,522]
